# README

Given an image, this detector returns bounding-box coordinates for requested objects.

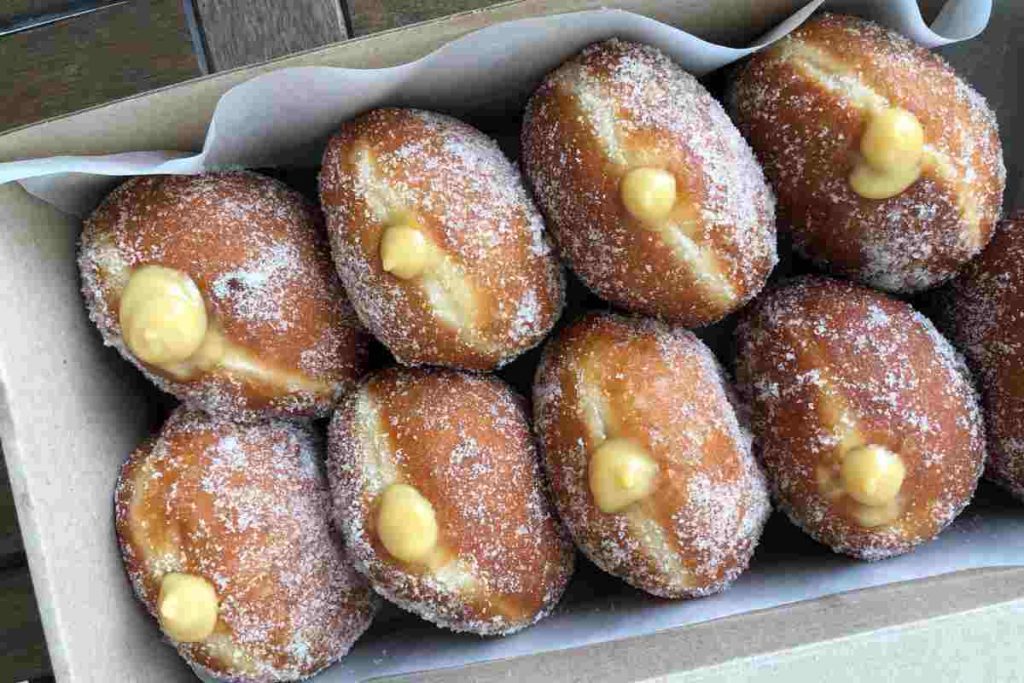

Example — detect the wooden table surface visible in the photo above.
[0,1,1020,681]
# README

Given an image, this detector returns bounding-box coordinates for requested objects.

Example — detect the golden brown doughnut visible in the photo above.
[729,13,1005,293]
[115,408,375,681]
[533,312,770,598]
[320,108,564,371]
[521,39,777,327]
[945,211,1024,500]
[79,171,368,420]
[736,276,985,559]
[328,367,574,635]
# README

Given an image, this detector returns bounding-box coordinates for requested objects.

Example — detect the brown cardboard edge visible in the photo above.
[381,566,1024,682]
[0,186,73,681]
[0,182,188,681]
[0,335,57,670]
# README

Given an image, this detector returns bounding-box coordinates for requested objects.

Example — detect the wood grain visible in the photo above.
[0,0,118,22]
[193,0,348,72]
[347,0,502,36]
[345,0,817,44]
[0,568,51,682]
[0,0,201,134]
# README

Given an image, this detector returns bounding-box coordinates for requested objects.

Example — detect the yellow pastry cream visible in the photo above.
[849,107,925,200]
[589,438,659,514]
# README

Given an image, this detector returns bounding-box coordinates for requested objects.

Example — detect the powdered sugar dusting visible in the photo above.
[327,368,574,635]
[729,13,1005,292]
[736,276,985,560]
[522,39,776,326]
[320,108,564,370]
[211,242,302,332]
[945,212,1024,500]
[114,408,376,681]
[79,171,368,421]
[533,313,770,598]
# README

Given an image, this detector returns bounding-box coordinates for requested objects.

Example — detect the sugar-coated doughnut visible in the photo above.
[79,172,368,420]
[729,13,1005,293]
[328,367,574,635]
[521,39,777,327]
[533,312,770,598]
[945,211,1024,500]
[115,408,375,682]
[736,276,986,559]
[320,108,564,371]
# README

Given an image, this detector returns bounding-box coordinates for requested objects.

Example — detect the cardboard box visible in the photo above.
[1,1,1021,681]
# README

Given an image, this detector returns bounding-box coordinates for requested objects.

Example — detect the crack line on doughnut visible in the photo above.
[576,350,693,588]
[354,388,399,494]
[215,350,331,393]
[570,77,737,308]
[659,223,737,307]
[357,388,506,612]
[572,78,627,165]
[201,633,261,677]
[420,265,478,333]
[577,354,612,442]
[126,454,183,575]
[91,235,132,291]
[780,40,981,249]
[429,558,526,621]
[102,249,333,396]
[792,340,906,528]
[353,146,494,354]
[125,453,261,673]
[161,333,333,395]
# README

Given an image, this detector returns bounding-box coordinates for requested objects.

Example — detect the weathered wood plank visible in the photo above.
[1,0,118,23]
[0,568,52,682]
[347,0,500,37]
[193,0,348,72]
[0,0,202,134]
[345,0,825,43]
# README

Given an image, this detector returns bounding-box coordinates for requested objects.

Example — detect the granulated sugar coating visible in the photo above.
[328,368,574,635]
[729,13,1005,293]
[521,39,777,327]
[736,276,986,560]
[944,211,1024,501]
[79,171,369,421]
[115,408,376,682]
[533,312,771,598]
[320,108,565,371]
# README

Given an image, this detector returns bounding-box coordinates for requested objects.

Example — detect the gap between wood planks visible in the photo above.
[0,0,354,132]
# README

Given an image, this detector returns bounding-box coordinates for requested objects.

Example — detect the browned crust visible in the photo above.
[521,39,777,326]
[735,276,986,560]
[729,13,1005,292]
[79,171,369,420]
[320,108,565,371]
[114,408,376,682]
[533,312,770,597]
[946,211,1024,500]
[328,367,574,635]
